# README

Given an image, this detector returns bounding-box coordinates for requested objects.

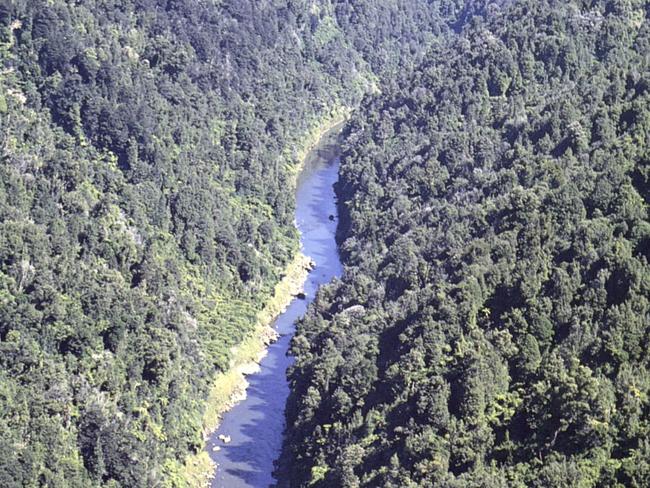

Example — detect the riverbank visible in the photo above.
[287,107,350,179]
[179,109,348,488]
[201,252,313,439]
[178,252,313,487]
[208,125,343,487]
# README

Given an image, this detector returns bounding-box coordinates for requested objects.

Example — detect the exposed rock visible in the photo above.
[238,362,262,376]
[340,304,366,317]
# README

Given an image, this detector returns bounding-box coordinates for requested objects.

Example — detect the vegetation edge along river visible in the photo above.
[0,3,454,485]
[181,112,349,487]
[5,2,648,488]
[278,2,650,487]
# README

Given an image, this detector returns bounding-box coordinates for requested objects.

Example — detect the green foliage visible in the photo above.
[281,1,650,486]
[0,0,445,485]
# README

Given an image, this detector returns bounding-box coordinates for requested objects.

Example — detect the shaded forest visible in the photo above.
[282,0,650,487]
[3,0,649,486]
[0,0,458,486]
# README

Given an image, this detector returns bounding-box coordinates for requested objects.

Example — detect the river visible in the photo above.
[207,130,343,487]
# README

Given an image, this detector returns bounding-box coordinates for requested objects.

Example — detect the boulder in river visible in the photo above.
[218,434,232,444]
[296,292,306,300]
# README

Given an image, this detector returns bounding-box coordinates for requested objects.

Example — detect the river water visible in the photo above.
[207,136,343,487]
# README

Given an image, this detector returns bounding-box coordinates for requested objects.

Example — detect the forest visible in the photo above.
[0,0,458,486]
[281,0,650,487]
[1,0,649,487]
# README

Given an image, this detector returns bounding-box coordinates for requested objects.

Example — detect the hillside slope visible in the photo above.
[282,1,650,486]
[0,0,451,486]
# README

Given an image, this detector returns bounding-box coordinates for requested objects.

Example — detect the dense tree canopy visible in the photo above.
[0,0,449,485]
[281,1,650,486]
[3,0,648,486]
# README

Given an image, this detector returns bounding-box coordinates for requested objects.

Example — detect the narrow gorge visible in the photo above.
[208,128,343,487]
